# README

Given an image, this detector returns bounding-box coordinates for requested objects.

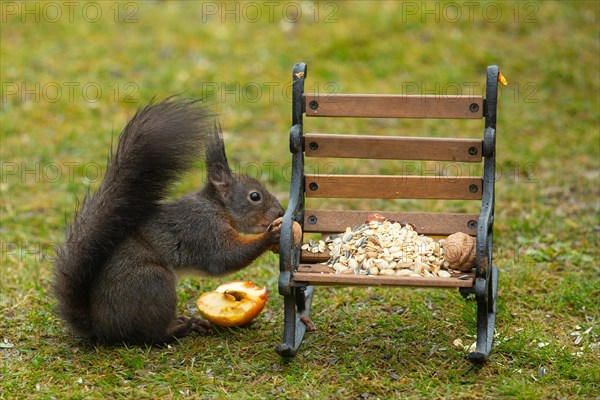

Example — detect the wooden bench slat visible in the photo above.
[302,210,479,235]
[292,264,474,288]
[304,134,482,162]
[305,175,483,200]
[304,94,484,119]
[301,250,329,263]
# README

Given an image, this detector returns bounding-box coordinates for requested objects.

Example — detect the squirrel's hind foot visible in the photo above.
[167,316,213,339]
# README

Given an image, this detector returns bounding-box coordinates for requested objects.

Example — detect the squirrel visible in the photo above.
[53,98,284,345]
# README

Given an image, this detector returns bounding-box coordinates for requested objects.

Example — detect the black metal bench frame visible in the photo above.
[276,62,500,362]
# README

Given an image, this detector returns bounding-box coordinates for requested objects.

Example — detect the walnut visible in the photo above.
[443,232,476,272]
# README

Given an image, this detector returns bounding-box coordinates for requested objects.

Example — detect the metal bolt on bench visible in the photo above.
[276,62,500,363]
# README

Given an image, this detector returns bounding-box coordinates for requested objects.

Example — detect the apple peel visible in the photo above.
[196,281,267,327]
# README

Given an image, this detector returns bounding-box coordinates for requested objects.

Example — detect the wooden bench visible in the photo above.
[276,62,500,362]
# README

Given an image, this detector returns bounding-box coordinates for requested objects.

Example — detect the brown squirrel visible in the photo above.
[53,98,284,345]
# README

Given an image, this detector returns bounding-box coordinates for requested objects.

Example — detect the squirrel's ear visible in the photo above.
[208,162,233,199]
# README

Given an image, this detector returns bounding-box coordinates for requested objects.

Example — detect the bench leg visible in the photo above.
[468,265,499,362]
[275,285,314,357]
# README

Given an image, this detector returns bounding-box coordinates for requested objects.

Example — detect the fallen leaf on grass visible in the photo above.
[300,315,317,332]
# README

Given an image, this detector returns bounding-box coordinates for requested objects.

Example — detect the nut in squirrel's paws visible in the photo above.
[443,232,476,272]
[269,217,302,254]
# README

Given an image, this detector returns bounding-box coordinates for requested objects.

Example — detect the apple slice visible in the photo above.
[196,281,267,327]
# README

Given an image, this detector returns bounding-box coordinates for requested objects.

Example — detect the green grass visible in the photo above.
[1,1,599,398]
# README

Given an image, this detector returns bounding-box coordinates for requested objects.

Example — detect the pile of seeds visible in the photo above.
[302,220,462,278]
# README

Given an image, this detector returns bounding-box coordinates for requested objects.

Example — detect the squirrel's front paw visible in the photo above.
[267,217,283,233]
[266,217,283,249]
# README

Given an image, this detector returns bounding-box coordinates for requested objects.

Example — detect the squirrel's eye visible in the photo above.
[248,191,262,202]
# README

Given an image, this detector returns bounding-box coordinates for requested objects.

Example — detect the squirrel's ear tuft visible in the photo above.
[206,119,234,200]
[205,118,231,173]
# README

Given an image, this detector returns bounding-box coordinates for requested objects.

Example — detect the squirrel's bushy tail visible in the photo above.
[54,98,212,336]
